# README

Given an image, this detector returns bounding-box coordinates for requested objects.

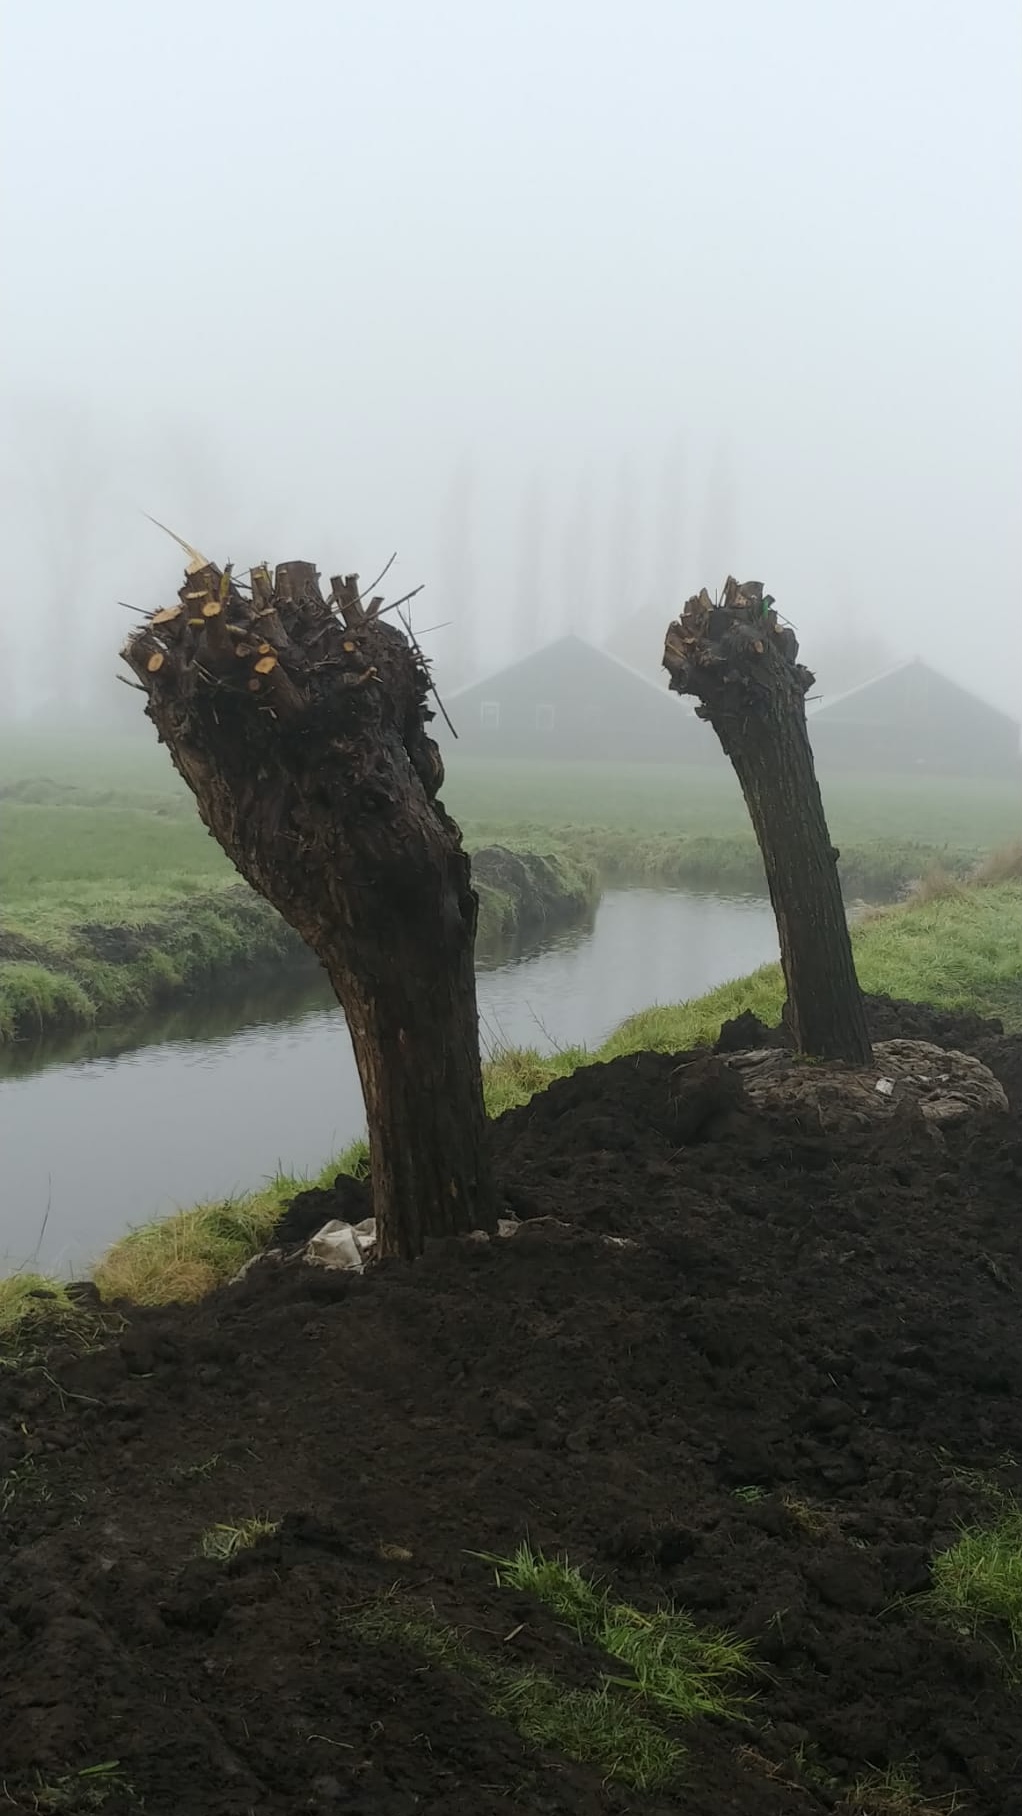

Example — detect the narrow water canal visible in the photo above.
[0,888,778,1274]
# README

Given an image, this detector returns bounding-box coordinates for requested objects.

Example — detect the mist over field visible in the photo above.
[1,0,1020,726]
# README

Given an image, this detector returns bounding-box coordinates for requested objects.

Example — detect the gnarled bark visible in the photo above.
[663,577,872,1065]
[122,557,496,1257]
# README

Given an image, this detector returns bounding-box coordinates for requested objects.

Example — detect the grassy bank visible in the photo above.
[483,825,980,901]
[0,867,1013,1322]
[0,784,594,1041]
[0,855,592,1044]
[0,884,304,1042]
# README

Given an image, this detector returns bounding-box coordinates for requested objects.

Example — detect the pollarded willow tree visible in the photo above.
[121,554,496,1258]
[663,577,872,1064]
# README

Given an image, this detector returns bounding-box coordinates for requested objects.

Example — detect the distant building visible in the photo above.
[439,634,717,763]
[808,660,1021,776]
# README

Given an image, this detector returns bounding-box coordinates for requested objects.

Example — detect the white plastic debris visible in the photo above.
[305,1217,377,1272]
[875,1078,896,1097]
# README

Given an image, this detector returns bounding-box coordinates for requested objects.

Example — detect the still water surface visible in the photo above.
[0,888,778,1274]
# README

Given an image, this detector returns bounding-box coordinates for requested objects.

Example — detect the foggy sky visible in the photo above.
[2,0,1020,716]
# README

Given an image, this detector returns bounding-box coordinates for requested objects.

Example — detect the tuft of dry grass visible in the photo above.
[781,1496,843,1541]
[901,865,966,907]
[0,1274,120,1360]
[200,1516,278,1560]
[845,1762,964,1814]
[91,1196,283,1305]
[92,1142,370,1306]
[972,841,1022,886]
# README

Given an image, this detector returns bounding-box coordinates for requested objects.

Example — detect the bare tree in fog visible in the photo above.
[13,396,115,717]
[604,452,684,682]
[653,441,686,607]
[434,454,478,690]
[607,456,639,634]
[562,466,595,641]
[152,418,247,555]
[811,610,901,700]
[513,470,548,658]
[697,443,739,597]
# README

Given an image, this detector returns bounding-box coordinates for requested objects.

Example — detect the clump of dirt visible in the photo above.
[2,998,1022,1815]
[473,844,593,935]
[73,922,151,963]
[274,1169,371,1249]
[0,929,51,964]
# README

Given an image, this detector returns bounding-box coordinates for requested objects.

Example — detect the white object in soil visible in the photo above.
[306,1217,377,1271]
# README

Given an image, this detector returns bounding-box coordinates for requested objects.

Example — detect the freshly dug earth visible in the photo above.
[3,997,1022,1815]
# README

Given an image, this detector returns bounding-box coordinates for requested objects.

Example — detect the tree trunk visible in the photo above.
[121,554,496,1257]
[663,577,872,1064]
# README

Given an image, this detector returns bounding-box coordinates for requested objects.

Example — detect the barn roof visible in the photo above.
[446,633,694,711]
[808,658,1020,728]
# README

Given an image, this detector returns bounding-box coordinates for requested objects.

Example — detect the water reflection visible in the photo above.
[0,909,598,1083]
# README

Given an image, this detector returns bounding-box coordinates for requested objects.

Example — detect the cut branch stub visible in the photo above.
[663,577,872,1065]
[121,557,496,1257]
[663,580,815,717]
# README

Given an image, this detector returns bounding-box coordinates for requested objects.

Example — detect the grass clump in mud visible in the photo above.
[30,1761,133,1812]
[925,1488,1022,1662]
[0,1274,118,1363]
[1,1454,49,1520]
[199,1516,279,1561]
[482,1040,585,1116]
[348,1598,685,1790]
[169,1453,222,1487]
[846,1763,964,1814]
[484,1543,752,1721]
[491,1675,680,1790]
[350,1548,752,1787]
[0,1273,75,1341]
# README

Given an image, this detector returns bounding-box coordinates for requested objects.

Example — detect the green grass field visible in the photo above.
[444,755,1021,850]
[5,735,1020,896]
[2,801,229,905]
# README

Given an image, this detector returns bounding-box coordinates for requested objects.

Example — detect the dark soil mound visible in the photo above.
[274,1169,371,1248]
[2,999,1022,1815]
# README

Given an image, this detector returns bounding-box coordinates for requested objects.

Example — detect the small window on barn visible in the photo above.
[534,703,555,731]
[480,700,500,730]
